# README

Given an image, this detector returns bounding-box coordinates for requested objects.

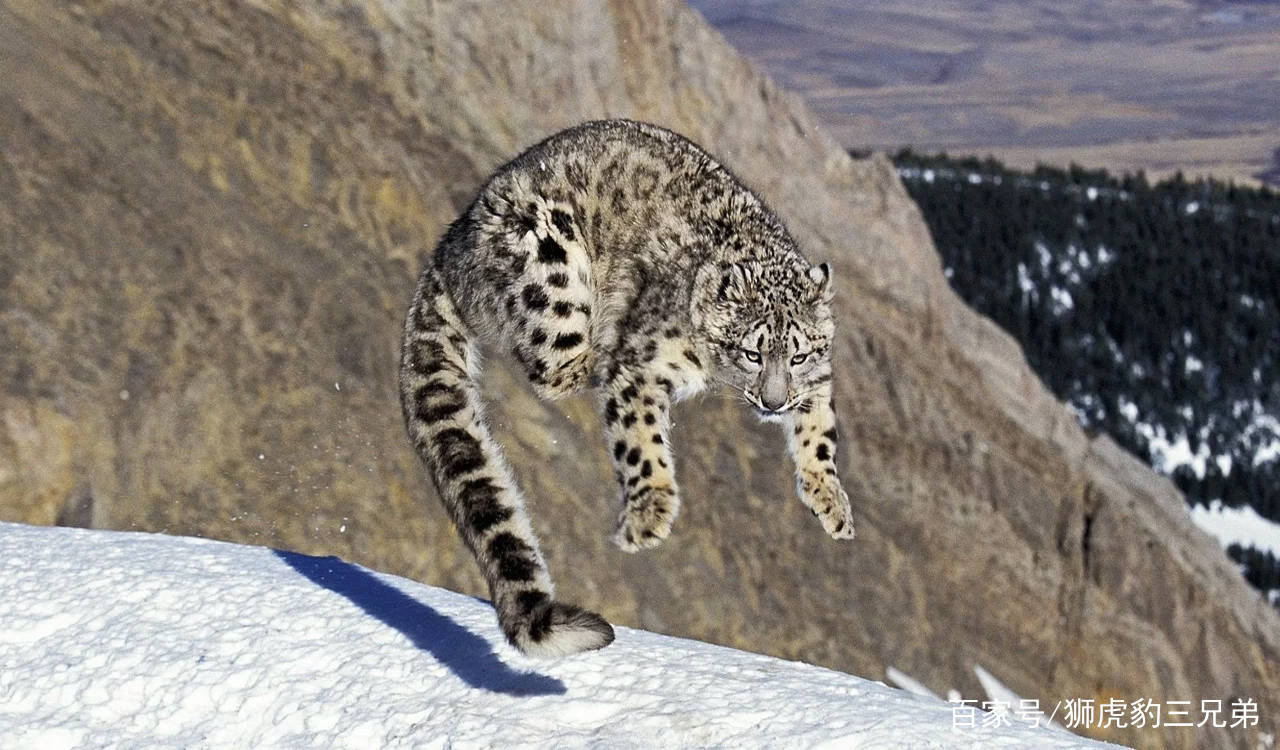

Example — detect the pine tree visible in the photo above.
[889,149,1280,602]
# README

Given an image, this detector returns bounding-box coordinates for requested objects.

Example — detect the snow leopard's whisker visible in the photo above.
[790,385,830,404]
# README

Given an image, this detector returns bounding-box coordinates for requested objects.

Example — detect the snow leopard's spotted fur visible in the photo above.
[400,120,853,657]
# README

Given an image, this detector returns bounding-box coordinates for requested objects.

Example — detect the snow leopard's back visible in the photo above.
[436,120,792,351]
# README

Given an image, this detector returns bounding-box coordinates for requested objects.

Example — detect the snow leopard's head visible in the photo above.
[694,257,835,418]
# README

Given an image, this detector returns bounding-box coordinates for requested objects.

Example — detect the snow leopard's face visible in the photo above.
[699,259,835,418]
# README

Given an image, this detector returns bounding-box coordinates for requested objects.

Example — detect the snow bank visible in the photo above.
[0,523,1116,748]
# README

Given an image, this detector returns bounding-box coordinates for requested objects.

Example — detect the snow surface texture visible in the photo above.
[0,523,1119,749]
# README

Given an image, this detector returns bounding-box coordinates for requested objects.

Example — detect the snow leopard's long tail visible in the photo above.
[399,264,614,657]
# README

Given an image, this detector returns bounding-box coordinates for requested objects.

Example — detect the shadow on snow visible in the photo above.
[274,549,566,697]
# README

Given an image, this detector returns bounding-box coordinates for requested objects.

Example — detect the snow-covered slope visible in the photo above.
[0,523,1117,749]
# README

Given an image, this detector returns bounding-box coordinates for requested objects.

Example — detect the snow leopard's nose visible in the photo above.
[760,358,789,411]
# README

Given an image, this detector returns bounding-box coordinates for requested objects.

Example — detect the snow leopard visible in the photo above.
[399,119,854,657]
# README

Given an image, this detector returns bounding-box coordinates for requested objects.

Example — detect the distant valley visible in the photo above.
[689,0,1280,185]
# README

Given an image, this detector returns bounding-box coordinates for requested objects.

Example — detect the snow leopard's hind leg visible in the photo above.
[504,200,596,400]
[400,265,614,657]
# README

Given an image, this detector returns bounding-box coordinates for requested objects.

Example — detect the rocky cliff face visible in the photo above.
[1,2,1275,747]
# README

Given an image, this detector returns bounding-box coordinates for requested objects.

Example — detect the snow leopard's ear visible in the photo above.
[807,262,833,302]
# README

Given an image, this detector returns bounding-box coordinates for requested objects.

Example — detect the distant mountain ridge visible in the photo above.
[688,0,1280,186]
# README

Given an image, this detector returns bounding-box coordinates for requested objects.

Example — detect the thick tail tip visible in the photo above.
[508,599,615,658]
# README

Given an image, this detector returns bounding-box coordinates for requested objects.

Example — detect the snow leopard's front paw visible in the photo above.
[611,484,679,552]
[799,472,855,540]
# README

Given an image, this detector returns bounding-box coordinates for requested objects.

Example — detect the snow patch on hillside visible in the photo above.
[1191,501,1280,558]
[0,523,1117,749]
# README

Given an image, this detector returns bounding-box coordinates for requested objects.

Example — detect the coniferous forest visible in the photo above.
[888,150,1280,603]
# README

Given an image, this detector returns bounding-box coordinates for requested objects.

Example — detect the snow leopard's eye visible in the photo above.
[790,352,808,366]
[742,349,761,364]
